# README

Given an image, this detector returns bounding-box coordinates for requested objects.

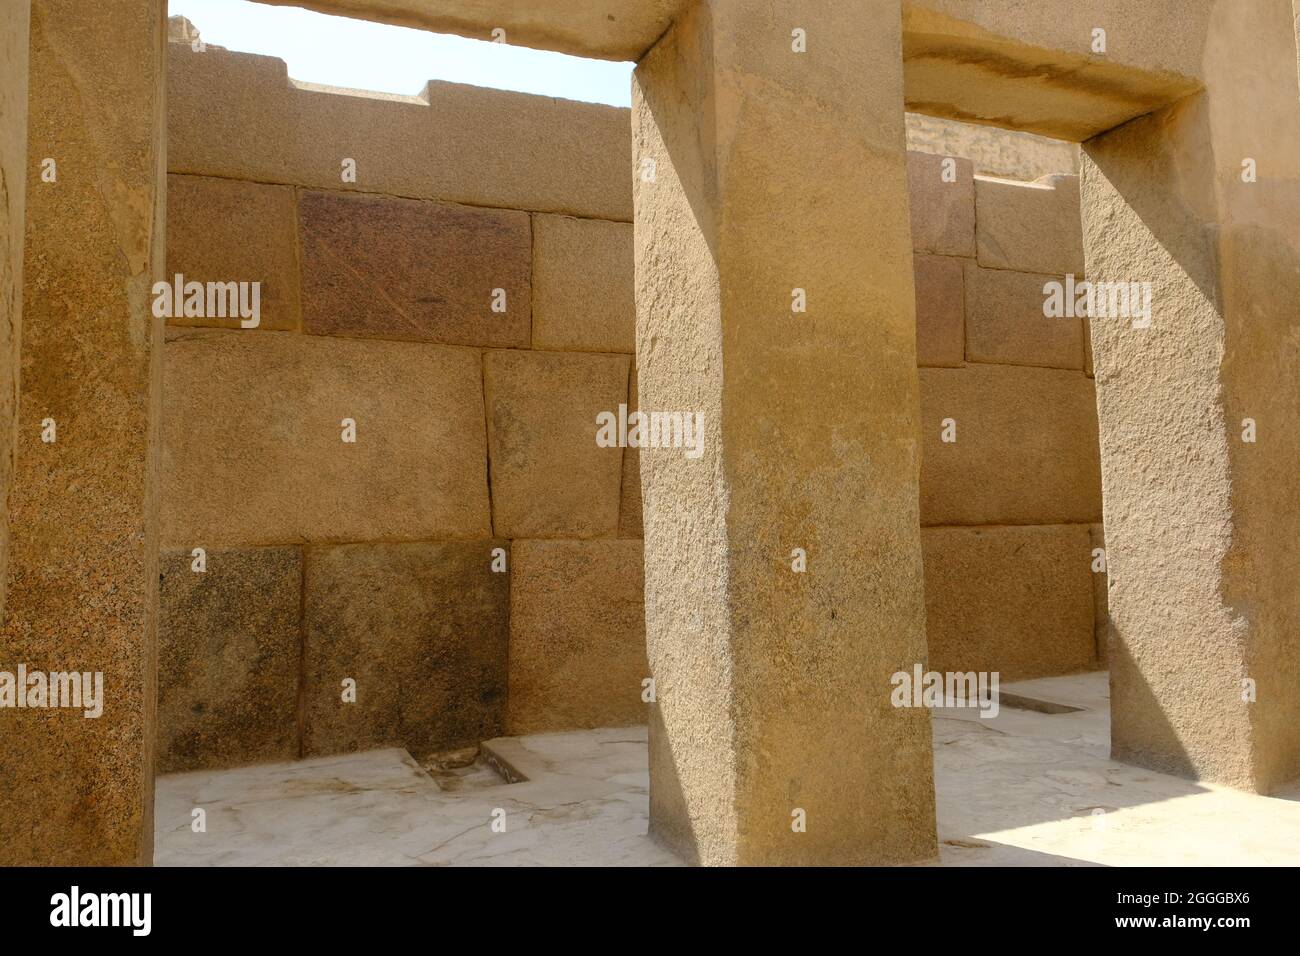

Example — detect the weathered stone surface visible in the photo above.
[902,2,1204,141]
[965,264,1083,369]
[169,44,632,220]
[166,173,300,331]
[162,331,490,546]
[913,254,965,367]
[532,214,635,353]
[1083,316,1095,377]
[0,0,165,867]
[1083,0,1300,793]
[906,114,1079,181]
[167,14,200,43]
[618,367,643,537]
[507,540,647,733]
[0,0,28,629]
[298,189,531,347]
[1085,112,1259,789]
[1089,524,1109,666]
[976,174,1085,276]
[483,349,628,539]
[907,151,975,257]
[922,525,1097,681]
[634,1,935,866]
[157,546,301,772]
[918,365,1101,526]
[302,541,509,760]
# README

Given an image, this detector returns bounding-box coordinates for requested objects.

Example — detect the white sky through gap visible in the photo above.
[167,0,635,106]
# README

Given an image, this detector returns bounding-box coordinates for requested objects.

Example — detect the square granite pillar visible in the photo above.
[0,0,166,865]
[1082,0,1300,793]
[0,0,30,625]
[632,0,936,865]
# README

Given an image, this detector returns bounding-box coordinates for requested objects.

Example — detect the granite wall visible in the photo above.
[159,34,1104,773]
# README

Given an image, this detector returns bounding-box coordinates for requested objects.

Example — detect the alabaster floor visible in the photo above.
[154,672,1300,866]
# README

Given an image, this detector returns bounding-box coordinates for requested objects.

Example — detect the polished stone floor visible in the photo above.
[155,672,1300,866]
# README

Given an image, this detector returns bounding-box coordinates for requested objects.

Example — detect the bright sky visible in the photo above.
[167,0,634,106]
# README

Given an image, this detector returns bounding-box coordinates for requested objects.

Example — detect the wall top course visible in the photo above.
[168,43,632,221]
[974,173,1085,277]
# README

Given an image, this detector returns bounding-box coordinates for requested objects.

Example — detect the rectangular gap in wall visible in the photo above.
[168,0,634,106]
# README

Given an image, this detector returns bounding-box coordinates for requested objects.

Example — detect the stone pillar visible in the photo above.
[1081,0,1300,793]
[633,0,936,865]
[0,0,30,625]
[0,0,166,864]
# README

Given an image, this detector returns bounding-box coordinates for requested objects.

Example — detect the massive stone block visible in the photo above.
[975,174,1085,276]
[901,1,1205,141]
[482,349,628,538]
[0,0,28,627]
[0,0,165,866]
[157,546,302,772]
[169,44,632,220]
[298,189,531,348]
[905,113,1080,181]
[166,173,301,331]
[922,525,1096,680]
[912,254,965,367]
[532,214,635,354]
[239,2,1206,146]
[162,331,490,546]
[302,540,509,760]
[1082,0,1300,794]
[918,364,1101,526]
[507,539,648,733]
[634,0,936,866]
[907,151,975,257]
[964,264,1082,369]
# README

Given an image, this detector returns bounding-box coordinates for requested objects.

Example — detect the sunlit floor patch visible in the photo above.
[156,674,1300,867]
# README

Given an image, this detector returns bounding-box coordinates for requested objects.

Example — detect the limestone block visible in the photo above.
[618,367,643,536]
[168,44,632,220]
[913,254,965,367]
[302,540,509,760]
[918,365,1102,526]
[532,214,635,353]
[907,151,976,257]
[922,525,1096,681]
[901,3,1204,141]
[507,539,648,733]
[162,331,490,546]
[157,546,301,772]
[483,349,628,538]
[298,189,530,347]
[905,114,1080,181]
[166,173,300,331]
[975,174,1085,276]
[965,264,1083,369]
